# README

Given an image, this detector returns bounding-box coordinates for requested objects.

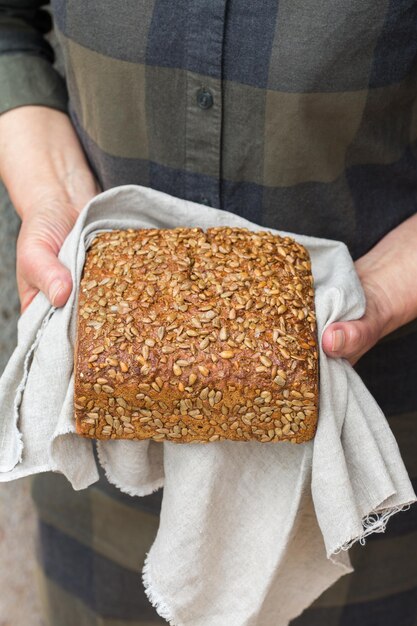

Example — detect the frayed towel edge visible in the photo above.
[95,441,165,497]
[11,307,56,465]
[332,502,414,555]
[142,555,179,626]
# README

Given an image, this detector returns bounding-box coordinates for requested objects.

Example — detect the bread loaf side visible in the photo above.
[74,227,318,443]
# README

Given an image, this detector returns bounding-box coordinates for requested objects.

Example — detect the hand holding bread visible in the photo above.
[0,105,99,312]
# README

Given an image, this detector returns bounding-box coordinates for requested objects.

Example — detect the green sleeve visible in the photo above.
[0,2,68,115]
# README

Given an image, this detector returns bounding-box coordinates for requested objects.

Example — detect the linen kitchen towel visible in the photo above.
[0,185,415,626]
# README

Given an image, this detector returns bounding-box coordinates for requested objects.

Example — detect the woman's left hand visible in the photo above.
[322,212,417,366]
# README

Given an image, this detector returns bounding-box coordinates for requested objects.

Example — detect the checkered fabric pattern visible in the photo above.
[1,1,417,624]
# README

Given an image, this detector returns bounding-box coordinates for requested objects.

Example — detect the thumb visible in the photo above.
[322,276,395,364]
[321,318,379,365]
[17,239,73,312]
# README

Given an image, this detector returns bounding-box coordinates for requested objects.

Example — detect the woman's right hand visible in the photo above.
[0,105,100,312]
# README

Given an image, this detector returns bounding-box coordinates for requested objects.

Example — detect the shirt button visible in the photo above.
[196,88,214,110]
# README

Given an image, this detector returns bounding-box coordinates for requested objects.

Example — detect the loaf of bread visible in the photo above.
[74,227,318,444]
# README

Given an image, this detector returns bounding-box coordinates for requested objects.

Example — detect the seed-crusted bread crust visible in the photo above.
[74,227,318,444]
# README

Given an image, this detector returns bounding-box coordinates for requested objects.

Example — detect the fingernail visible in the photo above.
[332,329,345,352]
[49,279,63,305]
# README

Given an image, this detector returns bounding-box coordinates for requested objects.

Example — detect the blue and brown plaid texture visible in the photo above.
[1,0,417,624]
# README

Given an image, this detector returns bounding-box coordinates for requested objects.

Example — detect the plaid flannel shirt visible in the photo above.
[1,1,417,624]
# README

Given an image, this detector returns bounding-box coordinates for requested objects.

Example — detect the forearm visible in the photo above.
[355,212,417,336]
[0,106,97,219]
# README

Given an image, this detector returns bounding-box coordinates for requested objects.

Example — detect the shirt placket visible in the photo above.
[184,1,227,209]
